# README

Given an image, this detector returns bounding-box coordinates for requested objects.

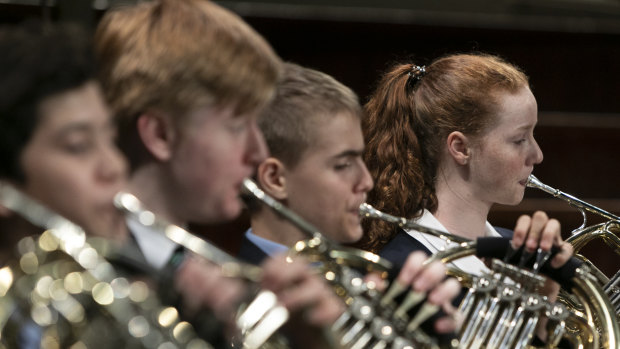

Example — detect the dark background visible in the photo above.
[2,0,618,275]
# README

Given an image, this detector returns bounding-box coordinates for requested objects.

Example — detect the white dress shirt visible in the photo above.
[405,209,501,276]
[127,216,179,270]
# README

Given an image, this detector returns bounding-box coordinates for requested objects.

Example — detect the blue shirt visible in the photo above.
[244,228,289,257]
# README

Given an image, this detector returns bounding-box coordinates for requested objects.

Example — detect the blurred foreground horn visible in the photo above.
[113,191,290,349]
[527,174,620,318]
[361,202,620,348]
[0,183,211,348]
[117,185,438,349]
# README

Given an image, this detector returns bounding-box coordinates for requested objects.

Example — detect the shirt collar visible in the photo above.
[127,216,179,270]
[404,209,501,275]
[245,228,289,257]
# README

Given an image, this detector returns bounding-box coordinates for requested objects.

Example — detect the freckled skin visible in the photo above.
[468,87,543,206]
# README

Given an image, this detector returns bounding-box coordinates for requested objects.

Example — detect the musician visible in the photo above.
[361,53,574,340]
[95,0,343,345]
[242,62,462,334]
[0,20,133,348]
[0,21,129,254]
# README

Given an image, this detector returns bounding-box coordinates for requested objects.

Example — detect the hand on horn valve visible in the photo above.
[174,254,246,326]
[261,254,345,326]
[510,210,574,340]
[397,251,463,334]
[261,253,345,349]
[363,251,462,334]
[512,210,573,273]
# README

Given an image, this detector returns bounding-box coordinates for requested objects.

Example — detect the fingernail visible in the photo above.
[527,239,537,250]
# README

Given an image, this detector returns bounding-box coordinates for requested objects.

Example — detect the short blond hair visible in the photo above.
[95,0,282,168]
[259,63,361,168]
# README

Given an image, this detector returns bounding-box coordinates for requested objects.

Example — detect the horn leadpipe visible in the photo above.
[113,191,290,349]
[242,179,334,248]
[242,179,446,348]
[114,191,263,283]
[243,180,393,272]
[359,203,470,244]
[526,175,620,302]
[0,182,86,249]
[526,174,620,222]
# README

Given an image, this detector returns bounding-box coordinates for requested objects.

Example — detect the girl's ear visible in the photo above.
[446,131,471,165]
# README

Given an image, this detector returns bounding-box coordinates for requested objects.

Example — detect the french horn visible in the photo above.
[359,202,620,349]
[0,183,211,348]
[526,174,620,319]
[113,191,289,349]
[115,182,449,349]
[241,179,455,349]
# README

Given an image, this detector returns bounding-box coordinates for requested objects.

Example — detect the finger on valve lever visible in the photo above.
[174,254,245,321]
[261,254,345,326]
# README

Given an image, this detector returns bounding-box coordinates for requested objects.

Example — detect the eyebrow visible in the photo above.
[54,118,114,138]
[516,121,537,131]
[332,149,364,159]
[55,123,93,137]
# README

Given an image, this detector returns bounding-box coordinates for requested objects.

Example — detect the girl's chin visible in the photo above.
[503,196,525,206]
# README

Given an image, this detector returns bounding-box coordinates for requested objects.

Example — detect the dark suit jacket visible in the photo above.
[379,226,513,270]
[237,234,270,265]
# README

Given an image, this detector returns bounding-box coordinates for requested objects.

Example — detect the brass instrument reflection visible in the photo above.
[0,183,210,348]
[361,201,620,349]
[242,179,452,349]
[114,191,290,349]
[526,174,620,318]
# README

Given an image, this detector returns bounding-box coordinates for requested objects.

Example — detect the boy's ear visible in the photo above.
[256,157,288,200]
[446,131,471,165]
[136,111,177,162]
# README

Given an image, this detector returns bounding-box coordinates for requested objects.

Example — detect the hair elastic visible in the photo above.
[407,65,426,87]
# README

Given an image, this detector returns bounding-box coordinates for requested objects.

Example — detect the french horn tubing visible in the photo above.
[526,174,620,227]
[241,179,455,349]
[526,174,620,318]
[113,192,289,349]
[117,182,453,349]
[0,183,211,348]
[360,202,620,349]
[359,204,475,286]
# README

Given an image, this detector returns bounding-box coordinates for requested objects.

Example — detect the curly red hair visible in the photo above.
[359,53,529,252]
